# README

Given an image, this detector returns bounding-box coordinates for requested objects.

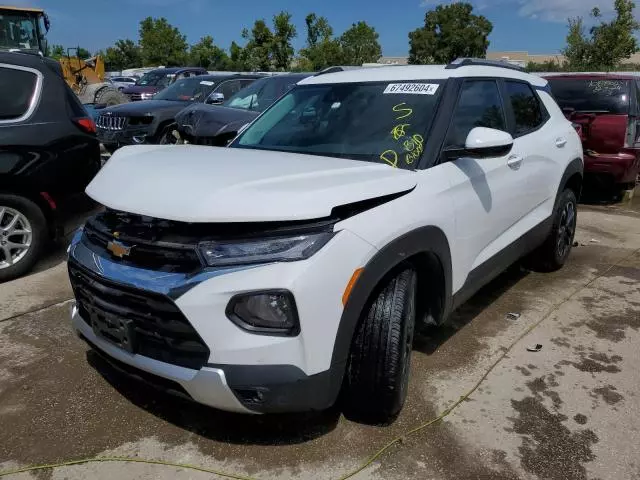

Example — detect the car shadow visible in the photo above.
[413,264,529,355]
[86,350,341,446]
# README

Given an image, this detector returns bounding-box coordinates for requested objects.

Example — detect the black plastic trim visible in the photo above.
[331,225,452,371]
[207,362,344,413]
[226,289,301,337]
[558,157,584,201]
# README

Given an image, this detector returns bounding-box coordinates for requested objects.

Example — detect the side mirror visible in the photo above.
[207,92,225,105]
[446,127,513,160]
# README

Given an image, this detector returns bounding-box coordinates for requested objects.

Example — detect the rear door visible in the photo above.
[502,80,556,220]
[443,79,533,279]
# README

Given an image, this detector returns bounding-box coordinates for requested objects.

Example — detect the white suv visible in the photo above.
[68,59,583,422]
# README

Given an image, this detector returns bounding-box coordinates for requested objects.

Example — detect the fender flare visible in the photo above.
[330,226,453,370]
[557,157,584,202]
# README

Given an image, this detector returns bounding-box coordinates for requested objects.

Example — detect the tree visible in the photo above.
[409,2,492,64]
[340,21,381,65]
[564,0,640,71]
[189,35,229,70]
[48,44,65,60]
[271,11,297,70]
[227,41,250,71]
[525,60,567,72]
[103,39,141,71]
[299,13,343,70]
[242,19,274,70]
[76,47,91,59]
[139,17,188,66]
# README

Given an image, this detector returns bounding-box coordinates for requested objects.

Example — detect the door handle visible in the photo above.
[507,155,523,170]
[555,137,567,148]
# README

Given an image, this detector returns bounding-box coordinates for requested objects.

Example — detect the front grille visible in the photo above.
[127,93,143,101]
[69,260,210,370]
[83,212,203,273]
[96,114,128,131]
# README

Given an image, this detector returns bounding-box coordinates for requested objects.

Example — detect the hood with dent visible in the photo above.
[86,145,417,223]
[175,104,259,138]
[100,99,190,118]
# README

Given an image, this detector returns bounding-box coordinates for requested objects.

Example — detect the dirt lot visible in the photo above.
[0,197,639,480]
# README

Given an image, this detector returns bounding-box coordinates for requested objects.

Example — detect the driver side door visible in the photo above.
[443,79,531,292]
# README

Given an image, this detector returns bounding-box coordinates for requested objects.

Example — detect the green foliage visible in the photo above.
[189,35,229,70]
[271,11,297,70]
[340,21,381,65]
[242,19,274,70]
[103,39,141,71]
[299,13,343,70]
[409,2,492,64]
[227,41,250,71]
[525,60,568,72]
[139,17,188,67]
[76,47,91,59]
[563,0,640,71]
[48,43,65,60]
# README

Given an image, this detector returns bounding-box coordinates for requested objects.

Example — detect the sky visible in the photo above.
[8,0,629,57]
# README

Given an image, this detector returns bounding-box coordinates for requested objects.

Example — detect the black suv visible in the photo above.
[174,73,312,146]
[0,51,101,281]
[96,74,263,151]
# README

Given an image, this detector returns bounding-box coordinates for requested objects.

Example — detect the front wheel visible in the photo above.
[528,189,577,272]
[0,195,48,282]
[342,268,417,423]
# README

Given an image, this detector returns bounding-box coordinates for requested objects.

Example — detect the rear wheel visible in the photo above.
[157,124,181,145]
[529,189,577,272]
[95,87,129,106]
[343,268,417,423]
[0,195,47,283]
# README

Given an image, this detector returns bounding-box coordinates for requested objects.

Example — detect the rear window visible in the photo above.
[548,78,630,114]
[0,66,38,120]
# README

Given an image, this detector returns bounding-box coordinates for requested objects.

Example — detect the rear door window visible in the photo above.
[505,81,546,136]
[548,78,630,114]
[0,66,39,121]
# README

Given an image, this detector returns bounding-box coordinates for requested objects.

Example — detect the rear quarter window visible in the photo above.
[548,78,630,114]
[0,66,39,121]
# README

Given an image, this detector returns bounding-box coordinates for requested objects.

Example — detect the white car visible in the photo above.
[109,76,138,91]
[67,59,583,421]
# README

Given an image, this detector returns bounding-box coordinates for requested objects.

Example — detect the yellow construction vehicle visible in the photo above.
[0,5,128,105]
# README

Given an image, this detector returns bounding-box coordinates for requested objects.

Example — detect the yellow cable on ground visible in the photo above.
[1,247,638,480]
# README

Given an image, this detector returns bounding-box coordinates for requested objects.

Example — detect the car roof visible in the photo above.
[151,67,207,74]
[194,73,262,82]
[543,72,639,80]
[299,65,547,87]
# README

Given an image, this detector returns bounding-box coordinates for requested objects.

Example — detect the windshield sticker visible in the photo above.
[588,80,624,95]
[200,81,215,86]
[384,83,439,95]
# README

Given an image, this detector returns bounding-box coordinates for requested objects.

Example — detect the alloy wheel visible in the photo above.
[0,207,33,269]
[557,201,576,259]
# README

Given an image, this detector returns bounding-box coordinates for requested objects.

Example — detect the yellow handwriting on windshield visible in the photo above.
[380,149,399,168]
[392,103,413,120]
[391,123,410,141]
[404,134,424,165]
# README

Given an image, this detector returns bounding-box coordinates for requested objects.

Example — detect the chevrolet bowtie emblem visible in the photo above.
[107,240,132,258]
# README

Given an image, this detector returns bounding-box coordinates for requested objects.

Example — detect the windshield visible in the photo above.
[136,71,173,87]
[0,12,40,50]
[155,77,218,102]
[548,78,630,114]
[233,81,444,169]
[224,76,301,113]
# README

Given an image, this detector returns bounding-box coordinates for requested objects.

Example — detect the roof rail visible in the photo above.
[446,58,525,72]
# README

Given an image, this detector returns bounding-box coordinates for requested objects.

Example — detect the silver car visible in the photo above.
[109,76,138,91]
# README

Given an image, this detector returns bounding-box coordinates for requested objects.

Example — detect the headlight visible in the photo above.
[141,92,155,100]
[198,232,333,267]
[227,290,299,335]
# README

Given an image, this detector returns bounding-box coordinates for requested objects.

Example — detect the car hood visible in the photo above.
[101,99,191,117]
[122,85,160,94]
[86,145,417,223]
[175,104,259,138]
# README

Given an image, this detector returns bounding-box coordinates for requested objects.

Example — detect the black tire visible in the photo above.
[529,189,577,272]
[343,268,417,423]
[94,87,129,106]
[0,195,48,283]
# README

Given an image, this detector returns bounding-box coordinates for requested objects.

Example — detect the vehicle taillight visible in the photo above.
[74,117,97,134]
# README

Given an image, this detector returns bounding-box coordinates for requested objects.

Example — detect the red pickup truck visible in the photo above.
[545,73,640,198]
